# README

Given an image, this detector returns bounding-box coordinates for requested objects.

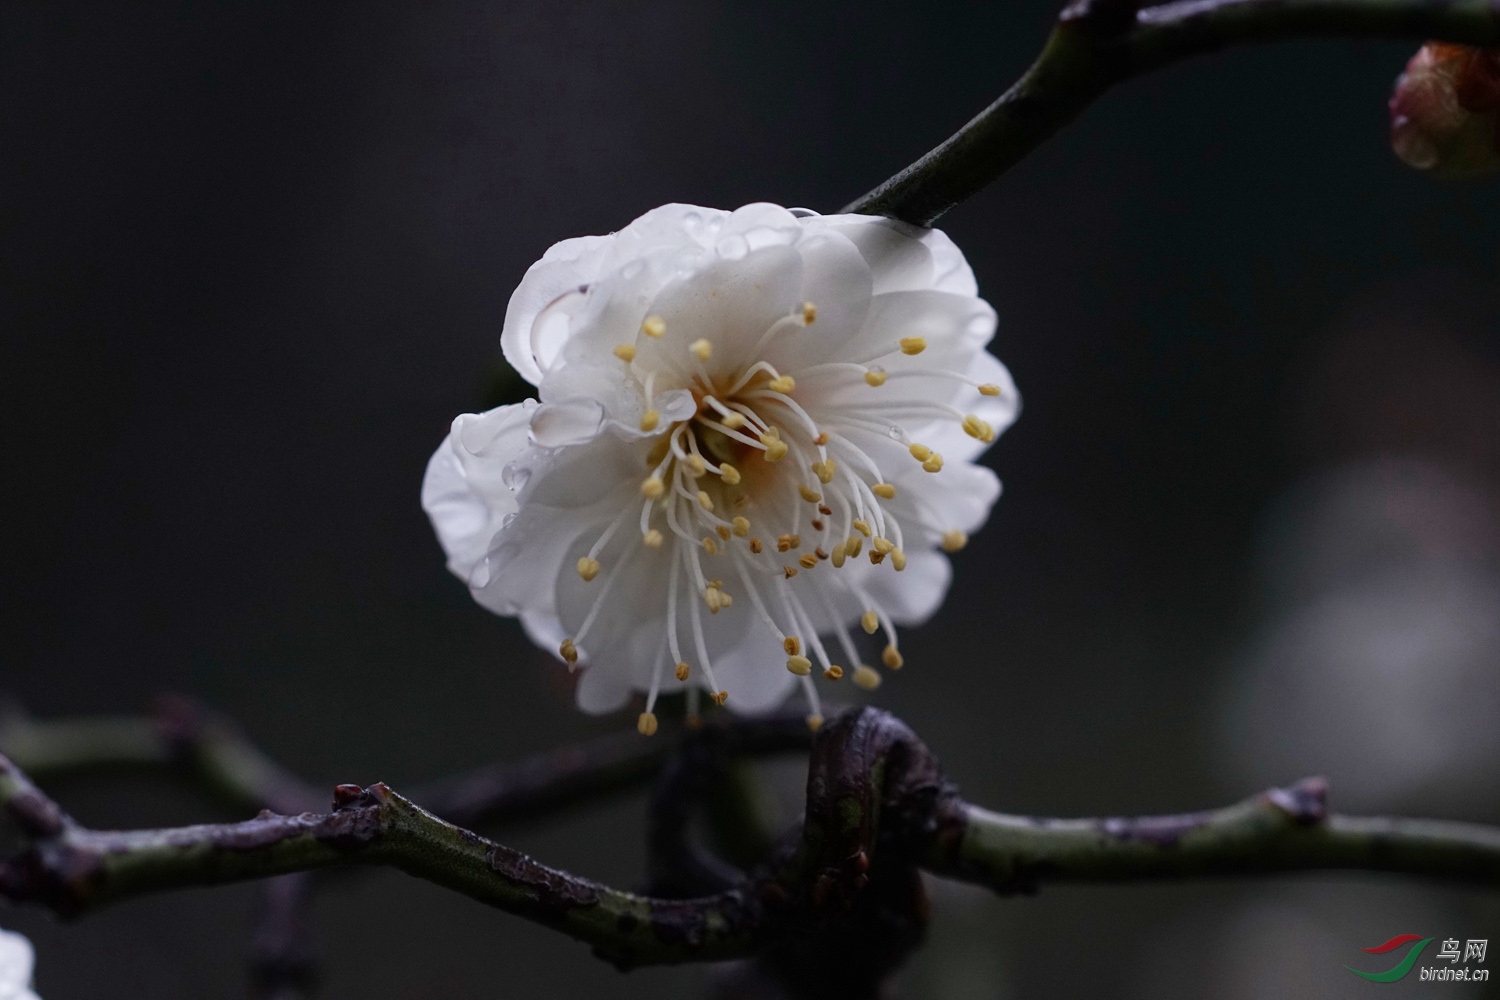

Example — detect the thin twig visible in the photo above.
[843,0,1500,225]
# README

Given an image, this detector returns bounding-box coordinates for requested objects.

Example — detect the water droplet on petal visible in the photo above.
[716,234,749,260]
[501,462,531,491]
[502,512,517,529]
[887,426,903,440]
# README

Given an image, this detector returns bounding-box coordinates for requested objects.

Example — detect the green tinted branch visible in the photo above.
[844,0,1500,225]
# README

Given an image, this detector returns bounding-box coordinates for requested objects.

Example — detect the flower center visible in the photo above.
[563,307,1003,731]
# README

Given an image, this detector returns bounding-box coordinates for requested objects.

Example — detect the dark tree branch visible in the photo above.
[3,706,1499,990]
[249,873,318,1000]
[925,778,1500,891]
[843,0,1500,225]
[418,714,810,830]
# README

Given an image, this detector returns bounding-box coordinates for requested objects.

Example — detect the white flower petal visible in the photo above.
[429,202,1015,718]
[863,548,952,625]
[422,403,534,580]
[0,928,36,996]
[501,235,613,385]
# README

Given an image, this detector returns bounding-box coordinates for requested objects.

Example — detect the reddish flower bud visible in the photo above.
[1389,43,1500,178]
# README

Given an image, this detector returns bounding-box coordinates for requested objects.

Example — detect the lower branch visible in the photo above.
[926,777,1500,892]
[844,0,1500,225]
[2,706,1498,984]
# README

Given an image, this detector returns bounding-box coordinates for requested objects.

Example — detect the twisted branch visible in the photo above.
[844,0,1500,225]
[3,704,1497,988]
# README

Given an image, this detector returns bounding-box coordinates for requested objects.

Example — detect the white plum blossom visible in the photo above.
[0,927,40,1000]
[423,203,1017,729]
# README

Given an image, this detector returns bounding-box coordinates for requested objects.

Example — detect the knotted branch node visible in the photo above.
[2,699,1498,998]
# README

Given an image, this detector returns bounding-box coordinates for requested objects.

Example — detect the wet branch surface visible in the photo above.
[844,0,1500,225]
[2,701,1498,997]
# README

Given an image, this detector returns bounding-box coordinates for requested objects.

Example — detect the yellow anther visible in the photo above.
[732,516,750,537]
[690,338,713,362]
[559,638,578,664]
[697,490,714,511]
[642,315,666,338]
[806,713,824,732]
[675,661,691,681]
[786,655,813,676]
[760,434,788,462]
[811,459,836,484]
[784,636,801,655]
[831,542,847,568]
[890,549,907,571]
[637,712,659,736]
[767,375,796,394]
[642,475,665,499]
[978,383,1001,396]
[640,409,660,432]
[818,503,833,515]
[685,454,707,477]
[899,336,927,355]
[853,665,882,690]
[643,529,664,548]
[798,553,818,569]
[872,536,895,555]
[824,665,844,680]
[922,453,944,473]
[814,546,829,561]
[941,530,968,552]
[717,525,731,541]
[721,412,747,430]
[864,368,888,387]
[872,483,896,500]
[702,536,718,555]
[802,301,817,324]
[798,484,822,503]
[908,443,932,462]
[869,550,886,565]
[613,344,637,362]
[576,557,601,582]
[710,690,729,707]
[813,432,829,446]
[882,645,904,670]
[861,610,879,634]
[720,463,741,486]
[749,537,764,554]
[962,414,995,442]
[846,536,864,558]
[783,565,798,578]
[853,519,872,537]
[704,585,727,612]
[777,534,801,552]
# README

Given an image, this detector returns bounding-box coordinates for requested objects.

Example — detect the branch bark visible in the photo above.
[843,0,1500,225]
[2,706,1498,985]
[926,777,1500,892]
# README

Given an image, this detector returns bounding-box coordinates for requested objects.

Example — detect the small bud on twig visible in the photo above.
[1390,43,1500,178]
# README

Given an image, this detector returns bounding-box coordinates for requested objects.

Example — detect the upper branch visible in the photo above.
[843,0,1500,225]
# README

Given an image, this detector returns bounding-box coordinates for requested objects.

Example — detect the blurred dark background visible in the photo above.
[3,2,1498,997]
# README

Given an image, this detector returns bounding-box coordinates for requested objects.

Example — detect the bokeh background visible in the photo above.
[3,2,1499,997]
